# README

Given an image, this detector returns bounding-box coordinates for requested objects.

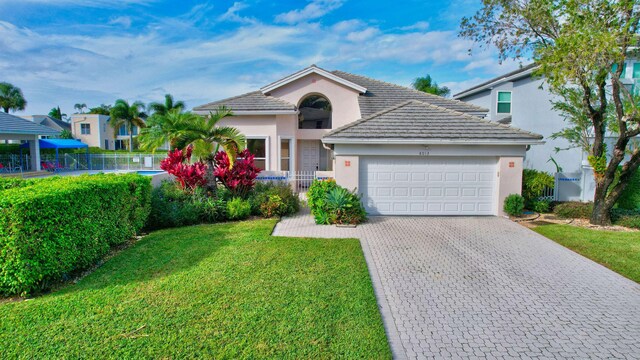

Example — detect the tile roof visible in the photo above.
[0,112,60,136]
[331,70,489,117]
[453,63,538,99]
[324,100,542,143]
[193,91,296,112]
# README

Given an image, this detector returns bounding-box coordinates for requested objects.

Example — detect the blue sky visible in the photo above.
[0,0,527,115]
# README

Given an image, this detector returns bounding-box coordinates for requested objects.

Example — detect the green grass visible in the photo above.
[534,224,640,283]
[0,220,390,359]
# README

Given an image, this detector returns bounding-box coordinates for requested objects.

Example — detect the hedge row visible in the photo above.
[0,174,151,296]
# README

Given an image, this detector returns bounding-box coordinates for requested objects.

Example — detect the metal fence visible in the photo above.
[256,171,335,191]
[0,153,166,173]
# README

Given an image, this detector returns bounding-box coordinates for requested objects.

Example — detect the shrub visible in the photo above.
[227,197,251,220]
[308,180,367,225]
[531,199,551,213]
[214,149,261,198]
[259,195,285,218]
[0,174,151,296]
[522,169,554,208]
[616,169,640,210]
[160,145,207,192]
[611,208,640,229]
[250,182,300,218]
[553,201,593,219]
[147,182,227,230]
[503,194,525,216]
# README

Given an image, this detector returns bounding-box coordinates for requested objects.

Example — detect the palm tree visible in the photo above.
[412,75,451,97]
[138,106,245,192]
[109,99,147,152]
[49,106,67,120]
[74,103,87,114]
[0,82,27,113]
[148,94,185,116]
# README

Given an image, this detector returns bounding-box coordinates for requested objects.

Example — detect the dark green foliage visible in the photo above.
[616,170,640,210]
[531,199,552,214]
[227,198,251,220]
[0,174,151,296]
[553,202,594,219]
[503,194,525,216]
[611,208,640,229]
[146,182,226,230]
[249,182,300,217]
[308,180,367,225]
[522,169,555,208]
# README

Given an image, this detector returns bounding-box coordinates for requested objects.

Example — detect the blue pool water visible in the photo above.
[135,170,165,176]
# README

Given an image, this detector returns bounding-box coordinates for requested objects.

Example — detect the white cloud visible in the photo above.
[399,21,429,31]
[275,0,344,24]
[346,27,379,42]
[331,19,365,33]
[219,2,255,24]
[108,16,132,29]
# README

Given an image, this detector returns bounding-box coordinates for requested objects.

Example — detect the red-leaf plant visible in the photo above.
[214,149,261,198]
[160,145,207,192]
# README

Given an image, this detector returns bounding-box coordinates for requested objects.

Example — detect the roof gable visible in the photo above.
[260,65,367,95]
[0,112,60,136]
[453,63,538,99]
[324,100,542,144]
[192,91,297,114]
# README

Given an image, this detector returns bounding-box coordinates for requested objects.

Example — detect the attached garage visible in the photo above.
[323,100,544,217]
[360,156,496,215]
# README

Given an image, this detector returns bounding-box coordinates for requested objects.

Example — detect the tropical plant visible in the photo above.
[226,197,251,220]
[0,82,27,113]
[138,109,201,150]
[522,169,554,208]
[214,149,261,198]
[160,146,207,193]
[109,99,147,152]
[412,75,450,97]
[149,94,185,116]
[503,194,525,217]
[74,103,87,114]
[88,104,111,115]
[307,179,366,225]
[48,106,66,121]
[58,129,73,139]
[459,0,640,225]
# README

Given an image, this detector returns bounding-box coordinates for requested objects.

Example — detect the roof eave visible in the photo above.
[260,66,367,94]
[453,65,540,99]
[193,110,298,116]
[322,138,545,146]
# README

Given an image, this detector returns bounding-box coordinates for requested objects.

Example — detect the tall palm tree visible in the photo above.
[110,99,147,152]
[0,82,27,113]
[138,106,245,191]
[148,94,185,116]
[74,103,87,114]
[48,106,67,120]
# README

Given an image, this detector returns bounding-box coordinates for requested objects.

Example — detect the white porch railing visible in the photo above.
[256,171,335,191]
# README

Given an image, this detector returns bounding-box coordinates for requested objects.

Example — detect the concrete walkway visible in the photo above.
[273,211,640,359]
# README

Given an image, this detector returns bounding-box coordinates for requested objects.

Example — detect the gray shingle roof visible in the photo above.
[331,70,489,117]
[193,91,296,112]
[0,112,60,136]
[324,100,542,143]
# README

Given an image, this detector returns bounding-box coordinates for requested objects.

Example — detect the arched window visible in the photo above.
[298,94,332,129]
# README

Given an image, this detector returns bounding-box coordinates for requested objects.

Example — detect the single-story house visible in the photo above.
[0,112,60,171]
[194,65,543,216]
[21,115,71,135]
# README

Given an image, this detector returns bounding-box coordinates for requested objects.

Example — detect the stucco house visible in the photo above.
[194,65,543,216]
[70,114,141,150]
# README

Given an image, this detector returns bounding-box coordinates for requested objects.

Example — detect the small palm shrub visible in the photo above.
[553,202,593,219]
[308,179,367,225]
[227,197,251,220]
[503,194,525,216]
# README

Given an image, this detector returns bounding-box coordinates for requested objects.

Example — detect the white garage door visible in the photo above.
[360,156,497,215]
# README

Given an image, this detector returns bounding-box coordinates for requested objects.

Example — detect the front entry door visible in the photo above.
[300,140,319,172]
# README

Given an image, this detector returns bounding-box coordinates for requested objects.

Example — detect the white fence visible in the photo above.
[536,167,596,203]
[256,171,335,191]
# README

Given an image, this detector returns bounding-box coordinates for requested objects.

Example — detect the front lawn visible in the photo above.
[534,224,640,283]
[0,220,390,359]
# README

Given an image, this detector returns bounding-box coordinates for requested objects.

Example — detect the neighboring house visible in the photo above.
[194,65,543,216]
[453,62,640,174]
[20,115,71,138]
[0,112,59,171]
[70,114,141,150]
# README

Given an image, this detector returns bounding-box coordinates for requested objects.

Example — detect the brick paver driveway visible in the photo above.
[273,213,640,359]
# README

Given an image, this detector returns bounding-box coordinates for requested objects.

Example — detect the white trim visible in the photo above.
[278,136,294,171]
[322,138,544,145]
[246,136,270,171]
[193,110,298,116]
[496,91,512,115]
[260,66,367,94]
[453,66,539,99]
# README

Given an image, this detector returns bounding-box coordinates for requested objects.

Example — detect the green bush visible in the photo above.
[0,174,151,296]
[531,199,551,213]
[522,169,554,208]
[553,202,593,219]
[611,208,640,229]
[250,182,300,217]
[503,194,525,216]
[308,180,367,225]
[227,197,251,220]
[616,169,640,210]
[147,182,227,230]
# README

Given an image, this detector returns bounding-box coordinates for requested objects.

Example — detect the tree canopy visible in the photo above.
[0,82,27,113]
[412,75,450,97]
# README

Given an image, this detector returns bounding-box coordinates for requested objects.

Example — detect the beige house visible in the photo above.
[70,114,141,150]
[194,66,543,216]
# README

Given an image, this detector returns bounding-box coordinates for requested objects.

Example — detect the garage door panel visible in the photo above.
[360,156,497,216]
